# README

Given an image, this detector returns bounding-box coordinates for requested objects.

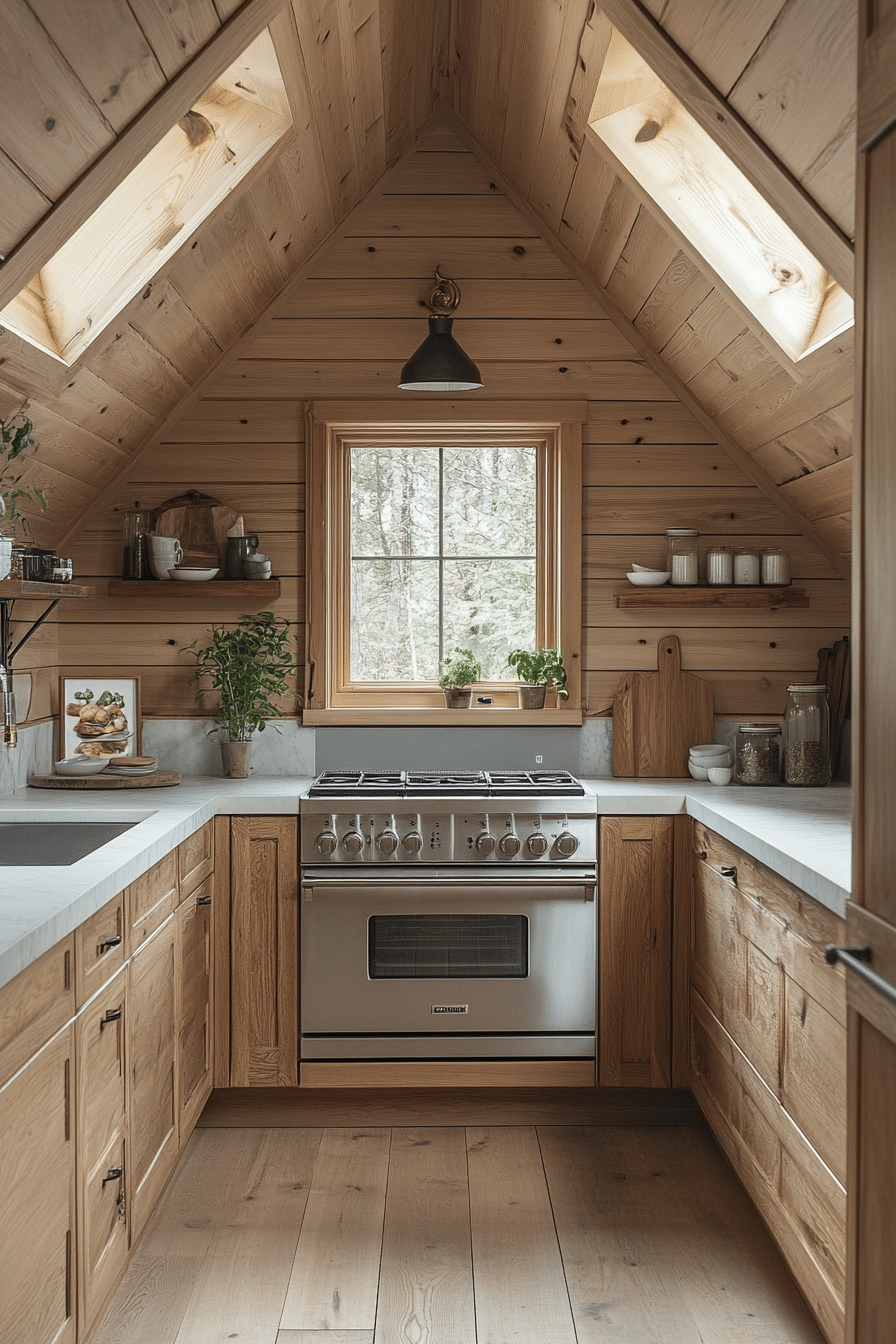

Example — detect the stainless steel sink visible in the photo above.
[0,821,140,866]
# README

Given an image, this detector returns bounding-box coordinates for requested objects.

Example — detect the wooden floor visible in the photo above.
[91,1125,826,1344]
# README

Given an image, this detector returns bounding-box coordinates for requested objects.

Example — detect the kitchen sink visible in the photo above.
[0,820,142,866]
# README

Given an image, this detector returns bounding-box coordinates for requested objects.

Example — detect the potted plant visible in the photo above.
[507,647,568,709]
[0,403,48,577]
[181,611,300,777]
[438,647,482,709]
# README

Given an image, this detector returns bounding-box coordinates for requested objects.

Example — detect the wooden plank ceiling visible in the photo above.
[0,0,855,566]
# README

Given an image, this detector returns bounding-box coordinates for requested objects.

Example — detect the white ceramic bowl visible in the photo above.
[631,563,664,573]
[169,567,219,581]
[55,757,109,776]
[708,766,733,786]
[626,571,671,586]
[688,761,710,780]
[690,743,728,757]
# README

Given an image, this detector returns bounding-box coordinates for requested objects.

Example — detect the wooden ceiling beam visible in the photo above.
[593,0,854,295]
[0,0,287,311]
[439,103,849,579]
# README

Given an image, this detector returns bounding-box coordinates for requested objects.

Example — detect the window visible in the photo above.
[305,402,584,721]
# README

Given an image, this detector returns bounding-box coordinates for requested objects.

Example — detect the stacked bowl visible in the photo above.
[689,743,732,785]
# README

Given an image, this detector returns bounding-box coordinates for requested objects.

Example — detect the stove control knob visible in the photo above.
[342,830,364,856]
[376,829,399,855]
[402,831,423,854]
[526,832,549,857]
[499,833,521,857]
[555,831,579,856]
[476,831,497,856]
[316,831,337,856]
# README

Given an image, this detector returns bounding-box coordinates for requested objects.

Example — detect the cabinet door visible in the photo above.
[76,966,129,1338]
[128,915,178,1244]
[0,934,74,1088]
[177,874,214,1138]
[0,1024,76,1344]
[229,816,298,1086]
[178,820,214,897]
[126,850,177,955]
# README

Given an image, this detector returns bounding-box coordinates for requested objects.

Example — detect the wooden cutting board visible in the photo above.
[28,772,182,789]
[612,635,714,777]
[153,491,240,568]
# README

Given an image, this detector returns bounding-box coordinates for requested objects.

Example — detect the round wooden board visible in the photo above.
[27,771,183,789]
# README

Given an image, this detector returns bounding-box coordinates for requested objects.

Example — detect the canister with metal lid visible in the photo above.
[734,723,782,785]
[783,684,830,786]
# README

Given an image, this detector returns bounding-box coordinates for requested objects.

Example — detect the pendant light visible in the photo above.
[398,268,483,391]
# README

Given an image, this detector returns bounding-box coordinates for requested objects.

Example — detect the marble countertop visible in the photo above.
[0,776,851,992]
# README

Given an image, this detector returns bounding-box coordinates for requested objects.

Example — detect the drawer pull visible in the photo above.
[825,945,896,1007]
[196,894,212,906]
[102,1167,123,1186]
[98,934,122,953]
[720,865,738,884]
[100,1007,122,1026]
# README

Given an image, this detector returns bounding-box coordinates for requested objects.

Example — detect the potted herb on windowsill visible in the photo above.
[181,611,300,777]
[507,647,569,709]
[0,403,48,577]
[438,647,482,709]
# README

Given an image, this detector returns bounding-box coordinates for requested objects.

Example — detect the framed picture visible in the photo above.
[59,676,141,760]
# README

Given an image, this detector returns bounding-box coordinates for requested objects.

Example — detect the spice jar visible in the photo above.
[666,528,699,585]
[783,685,831,786]
[761,547,791,586]
[705,546,733,586]
[733,546,761,585]
[734,724,782,785]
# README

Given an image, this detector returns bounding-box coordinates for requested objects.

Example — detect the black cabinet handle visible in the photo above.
[98,934,122,953]
[825,945,896,1008]
[100,1007,122,1026]
[102,1167,123,1186]
[196,895,212,906]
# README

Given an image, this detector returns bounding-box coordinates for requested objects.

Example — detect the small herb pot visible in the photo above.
[518,684,546,709]
[443,689,472,709]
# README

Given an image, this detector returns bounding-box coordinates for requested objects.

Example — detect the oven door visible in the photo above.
[300,878,596,1060]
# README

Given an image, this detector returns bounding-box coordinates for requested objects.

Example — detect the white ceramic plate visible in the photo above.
[626,571,671,586]
[169,567,219,581]
[105,764,158,776]
[54,757,109,776]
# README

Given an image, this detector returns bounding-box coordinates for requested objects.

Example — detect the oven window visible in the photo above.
[368,913,528,979]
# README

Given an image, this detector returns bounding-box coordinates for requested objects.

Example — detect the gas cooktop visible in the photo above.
[307,769,585,798]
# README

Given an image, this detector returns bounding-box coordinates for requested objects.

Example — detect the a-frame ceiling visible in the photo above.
[0,0,855,568]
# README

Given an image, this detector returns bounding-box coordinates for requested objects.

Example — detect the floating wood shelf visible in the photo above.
[0,579,95,598]
[107,579,281,599]
[615,586,809,609]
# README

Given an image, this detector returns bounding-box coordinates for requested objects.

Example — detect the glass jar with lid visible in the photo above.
[733,546,761,585]
[734,724,782,785]
[705,546,733,586]
[760,547,791,586]
[783,684,831,786]
[666,528,699,585]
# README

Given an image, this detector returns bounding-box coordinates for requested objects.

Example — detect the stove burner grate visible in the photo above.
[307,768,585,798]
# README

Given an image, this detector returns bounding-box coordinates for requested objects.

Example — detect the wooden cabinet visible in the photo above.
[690,822,847,1344]
[177,872,215,1136]
[75,892,125,1009]
[0,934,74,1088]
[0,1023,76,1344]
[75,965,129,1338]
[126,850,178,954]
[127,914,178,1245]
[598,814,692,1087]
[228,815,298,1087]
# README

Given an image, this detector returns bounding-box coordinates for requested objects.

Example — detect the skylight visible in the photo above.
[588,30,853,365]
[0,28,292,366]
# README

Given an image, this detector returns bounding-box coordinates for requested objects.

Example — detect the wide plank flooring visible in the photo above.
[91,1126,825,1344]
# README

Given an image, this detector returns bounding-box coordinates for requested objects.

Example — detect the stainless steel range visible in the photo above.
[300,770,598,1064]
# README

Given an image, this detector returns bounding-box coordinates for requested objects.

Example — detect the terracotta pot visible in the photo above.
[221,739,251,778]
[517,684,547,709]
[443,688,472,709]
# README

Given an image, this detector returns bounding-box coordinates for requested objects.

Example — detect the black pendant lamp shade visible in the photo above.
[398,269,483,391]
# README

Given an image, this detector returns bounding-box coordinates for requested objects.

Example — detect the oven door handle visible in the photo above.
[302,877,596,899]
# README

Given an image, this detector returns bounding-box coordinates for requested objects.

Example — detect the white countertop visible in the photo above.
[0,776,852,992]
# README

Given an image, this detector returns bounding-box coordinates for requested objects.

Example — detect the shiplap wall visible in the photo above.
[57,132,848,724]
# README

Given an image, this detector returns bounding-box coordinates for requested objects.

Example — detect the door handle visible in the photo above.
[100,1006,122,1026]
[196,894,212,906]
[102,1166,123,1185]
[826,944,896,1008]
[98,934,122,953]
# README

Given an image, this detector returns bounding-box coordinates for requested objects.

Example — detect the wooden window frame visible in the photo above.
[304,401,584,725]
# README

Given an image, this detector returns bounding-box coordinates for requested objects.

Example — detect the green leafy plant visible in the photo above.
[438,647,482,691]
[0,404,48,524]
[507,647,569,700]
[181,611,300,741]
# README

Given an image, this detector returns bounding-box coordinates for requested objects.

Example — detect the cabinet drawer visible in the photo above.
[0,936,74,1088]
[75,893,125,1008]
[126,851,178,954]
[178,821,214,899]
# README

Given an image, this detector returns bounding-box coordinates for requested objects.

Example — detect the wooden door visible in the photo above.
[127,914,178,1244]
[229,815,298,1086]
[177,873,215,1137]
[849,5,896,1339]
[76,965,129,1337]
[0,1024,76,1344]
